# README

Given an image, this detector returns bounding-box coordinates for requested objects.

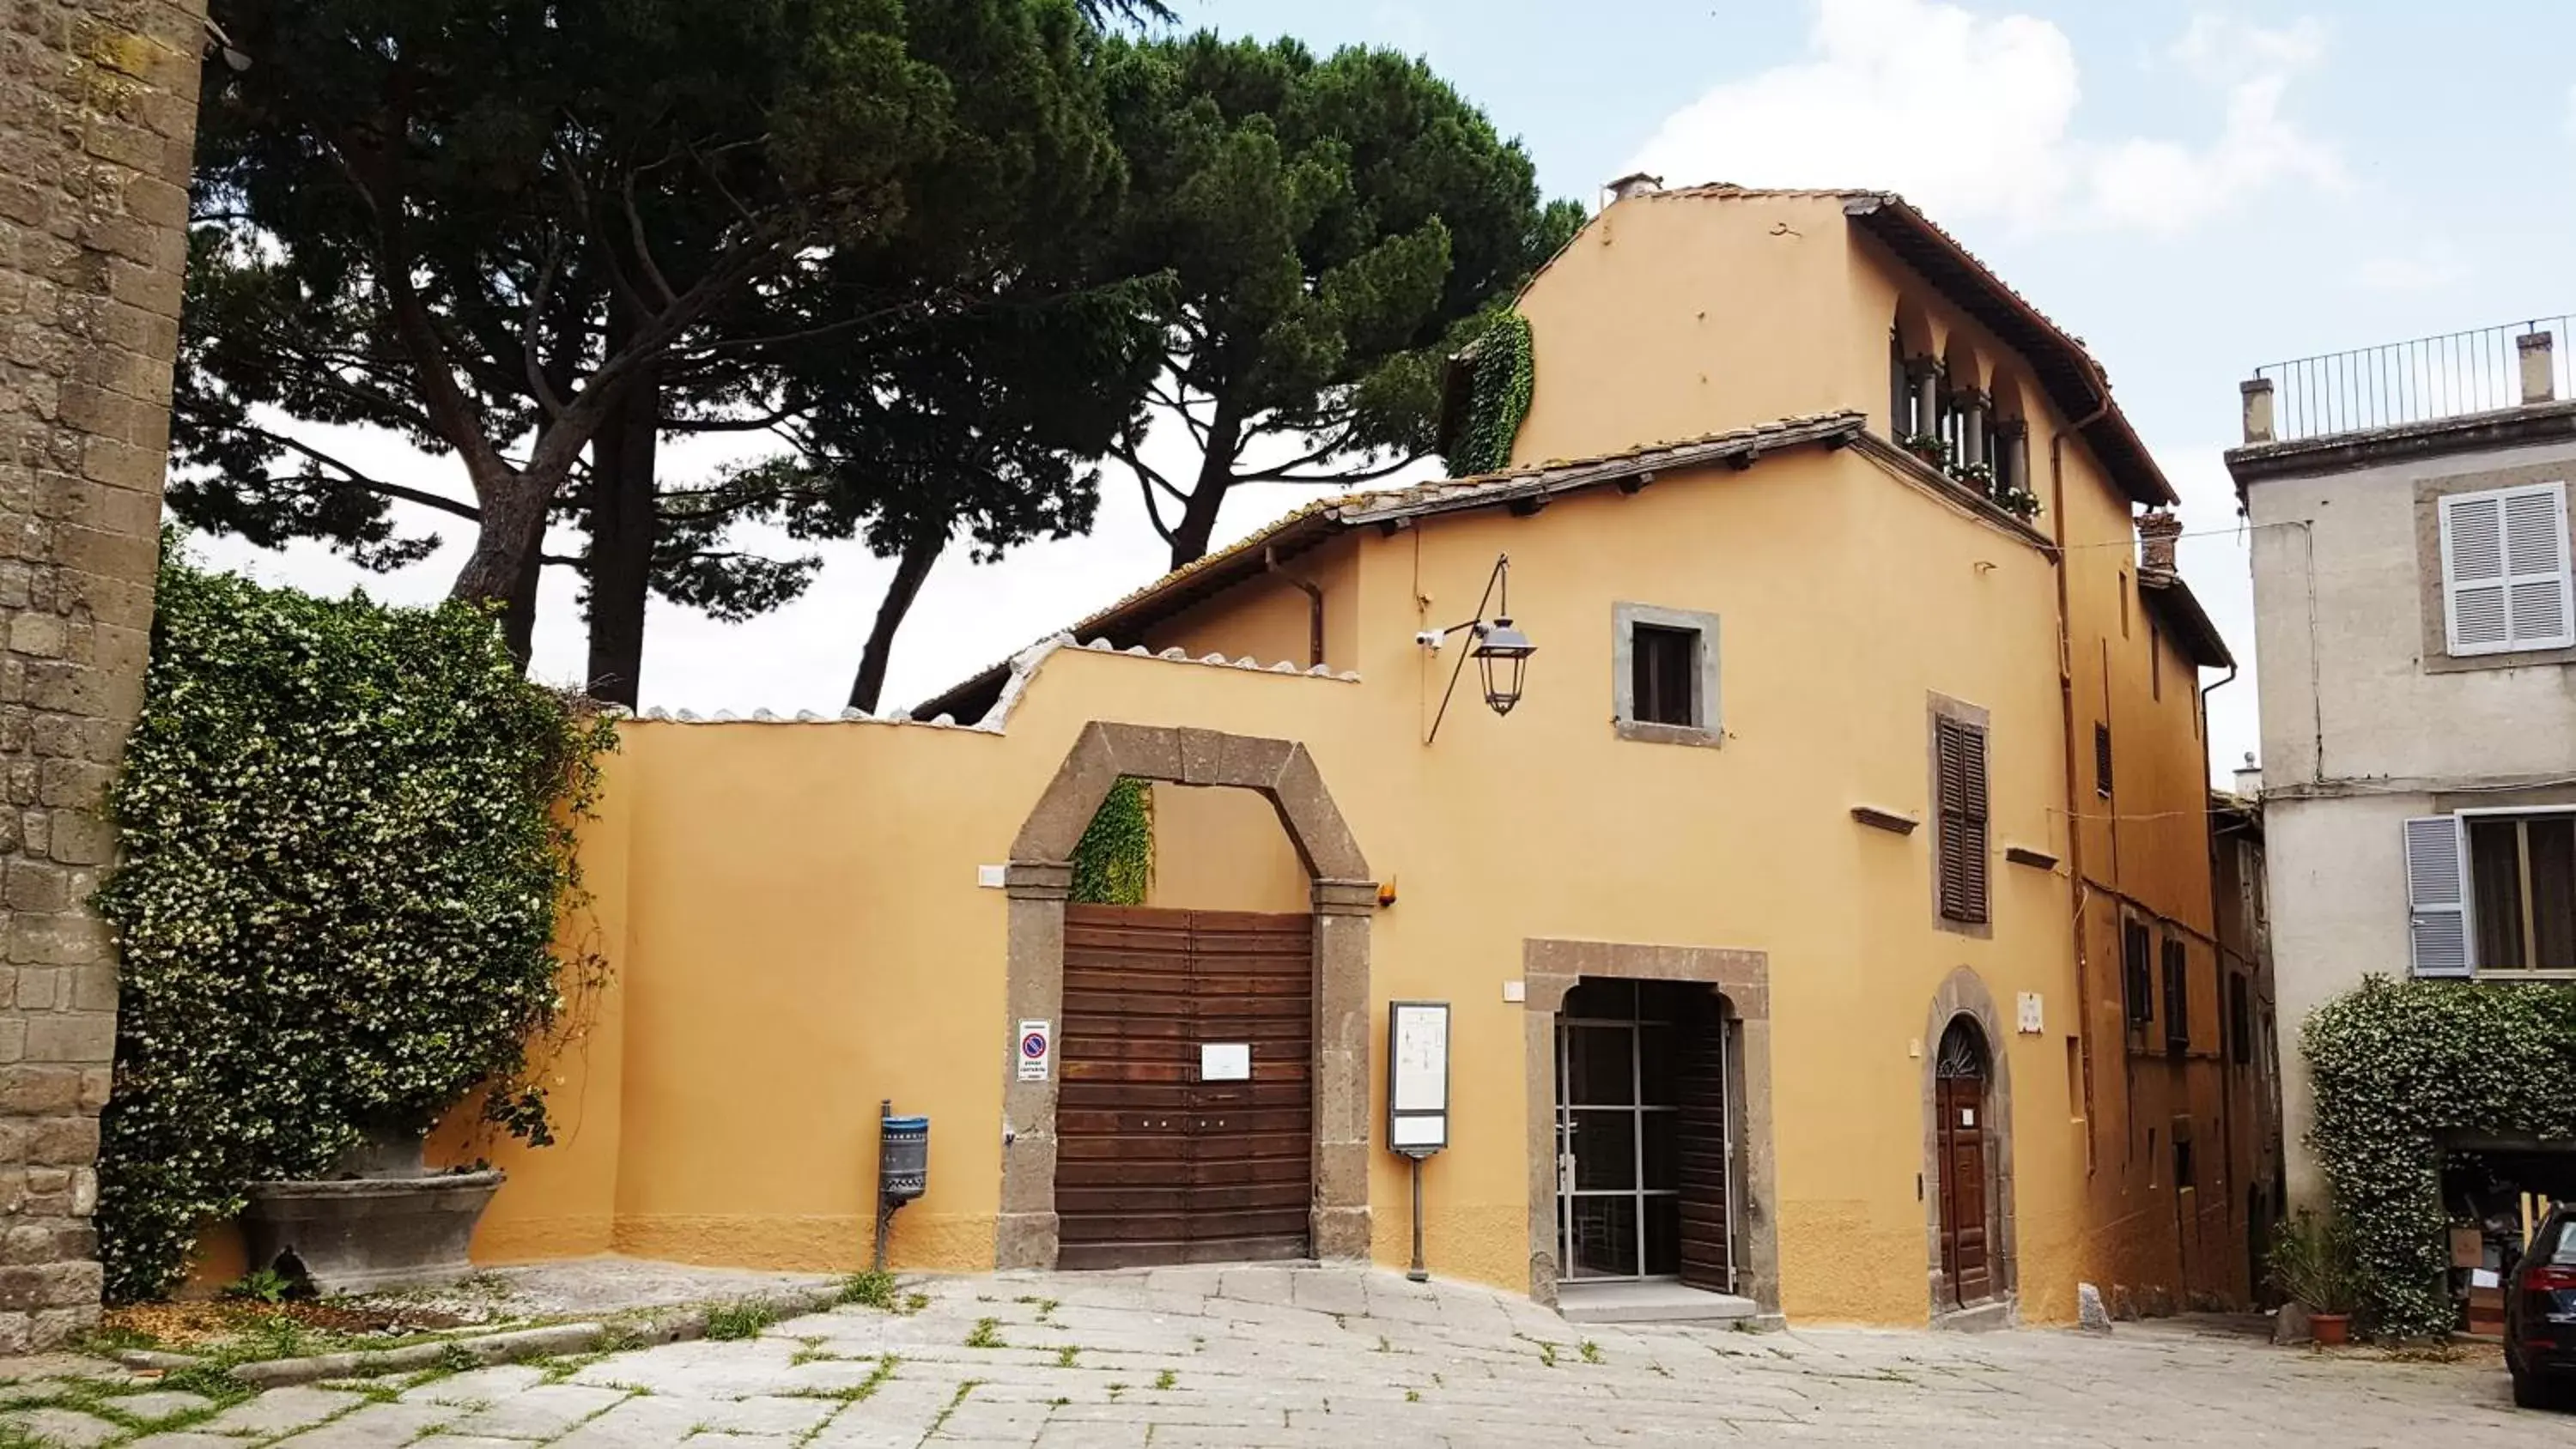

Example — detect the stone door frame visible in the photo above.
[1922,967,2017,1325]
[997,723,1374,1270]
[1520,939,1780,1319]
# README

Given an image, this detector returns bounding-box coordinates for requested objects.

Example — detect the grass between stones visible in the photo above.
[927,1379,981,1437]
[704,1300,779,1342]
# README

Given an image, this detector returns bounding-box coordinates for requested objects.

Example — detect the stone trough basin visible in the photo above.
[240,1158,502,1296]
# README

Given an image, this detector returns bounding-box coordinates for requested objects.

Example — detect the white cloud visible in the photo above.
[1627,0,2342,237]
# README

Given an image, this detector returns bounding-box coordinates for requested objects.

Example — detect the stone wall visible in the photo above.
[0,0,205,1346]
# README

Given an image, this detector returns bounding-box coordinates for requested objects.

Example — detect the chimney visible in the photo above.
[2239,377,2275,445]
[2233,754,2263,799]
[1605,173,1663,204]
[2519,330,2557,406]
[2136,509,2184,582]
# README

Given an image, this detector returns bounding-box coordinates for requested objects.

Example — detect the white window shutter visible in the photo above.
[2502,483,2574,649]
[2443,493,2511,653]
[2403,815,2472,978]
[2445,483,2574,654]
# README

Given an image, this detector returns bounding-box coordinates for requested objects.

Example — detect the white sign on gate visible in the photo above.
[1017,1020,1052,1082]
[1200,1042,1251,1082]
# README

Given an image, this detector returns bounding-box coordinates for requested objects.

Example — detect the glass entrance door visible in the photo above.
[1555,979,1684,1281]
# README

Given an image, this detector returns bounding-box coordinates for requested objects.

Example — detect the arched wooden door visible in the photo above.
[1934,1018,1993,1307]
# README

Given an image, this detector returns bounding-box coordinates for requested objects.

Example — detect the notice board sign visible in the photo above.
[1387,1000,1450,1155]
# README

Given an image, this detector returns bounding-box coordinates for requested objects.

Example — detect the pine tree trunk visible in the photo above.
[1167,404,1242,569]
[499,532,543,670]
[585,362,661,706]
[849,531,945,713]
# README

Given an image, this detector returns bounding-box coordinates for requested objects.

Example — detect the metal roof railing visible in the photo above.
[2252,317,2573,443]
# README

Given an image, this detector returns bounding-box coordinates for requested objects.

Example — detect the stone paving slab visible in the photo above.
[270,1400,452,1446]
[198,1383,363,1435]
[0,1406,121,1446]
[8,1264,2567,1446]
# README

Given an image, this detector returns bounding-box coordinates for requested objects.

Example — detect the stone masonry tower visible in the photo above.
[0,0,205,1346]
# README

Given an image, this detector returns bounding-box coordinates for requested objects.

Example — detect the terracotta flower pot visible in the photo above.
[2310,1312,2351,1346]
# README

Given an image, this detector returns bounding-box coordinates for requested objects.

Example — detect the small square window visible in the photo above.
[1631,625,1697,726]
[1613,603,1722,746]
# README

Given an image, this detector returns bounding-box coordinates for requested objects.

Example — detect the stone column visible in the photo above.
[994,862,1070,1271]
[1907,359,1943,444]
[2239,378,2275,445]
[2518,330,2556,407]
[0,0,207,1346]
[1992,420,2027,495]
[1309,878,1376,1261]
[1957,390,1989,470]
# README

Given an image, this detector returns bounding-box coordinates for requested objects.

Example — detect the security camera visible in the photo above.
[1413,630,1444,650]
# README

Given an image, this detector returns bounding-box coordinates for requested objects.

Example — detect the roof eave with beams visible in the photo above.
[1840,192,2178,508]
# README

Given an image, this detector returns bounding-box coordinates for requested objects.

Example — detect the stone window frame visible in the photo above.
[1519,938,1779,1321]
[1612,602,1724,748]
[2415,463,2576,673]
[1927,694,1993,940]
[996,722,1374,1271]
[1921,967,2018,1328]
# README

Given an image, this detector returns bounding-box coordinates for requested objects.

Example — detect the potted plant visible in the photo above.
[1900,431,1953,469]
[2269,1209,2361,1344]
[1991,487,2043,522]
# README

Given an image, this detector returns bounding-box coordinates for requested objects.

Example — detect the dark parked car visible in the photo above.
[2508,1205,2576,1410]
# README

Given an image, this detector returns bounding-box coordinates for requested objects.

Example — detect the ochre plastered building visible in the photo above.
[404,185,2261,1328]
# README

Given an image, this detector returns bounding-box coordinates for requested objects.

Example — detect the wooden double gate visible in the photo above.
[1056,905,1315,1270]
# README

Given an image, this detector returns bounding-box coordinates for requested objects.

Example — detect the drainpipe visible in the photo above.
[2202,658,2244,1259]
[2200,663,2239,717]
[1266,547,1326,669]
[2050,395,2111,1178]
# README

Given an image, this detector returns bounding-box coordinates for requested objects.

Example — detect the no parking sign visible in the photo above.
[1017,1020,1052,1082]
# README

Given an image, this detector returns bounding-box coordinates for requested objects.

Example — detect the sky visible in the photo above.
[187,0,2576,784]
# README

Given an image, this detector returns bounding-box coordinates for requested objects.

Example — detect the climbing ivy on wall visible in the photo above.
[93,547,618,1301]
[2302,976,2576,1337]
[1449,311,1534,476]
[1070,777,1154,906]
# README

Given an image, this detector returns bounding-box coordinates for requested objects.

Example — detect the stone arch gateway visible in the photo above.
[995,723,1374,1270]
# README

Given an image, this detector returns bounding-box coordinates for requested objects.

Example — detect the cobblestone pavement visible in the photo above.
[31,1264,2561,1447]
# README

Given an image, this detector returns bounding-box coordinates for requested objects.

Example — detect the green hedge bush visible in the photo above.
[94,550,617,1300]
[2302,974,2576,1337]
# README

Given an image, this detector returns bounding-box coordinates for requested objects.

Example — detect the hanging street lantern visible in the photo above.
[1424,555,1536,743]
[1471,617,1535,716]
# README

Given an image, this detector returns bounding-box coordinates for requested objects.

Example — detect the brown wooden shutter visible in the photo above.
[1935,717,1990,925]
